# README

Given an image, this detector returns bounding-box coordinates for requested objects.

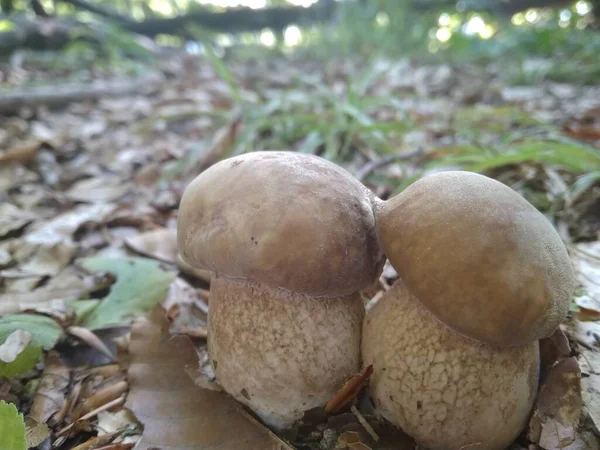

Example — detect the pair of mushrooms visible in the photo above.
[177,151,576,450]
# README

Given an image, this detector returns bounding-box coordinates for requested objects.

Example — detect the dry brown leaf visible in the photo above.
[576,306,600,322]
[29,351,70,424]
[0,203,36,238]
[578,348,600,432]
[540,328,572,382]
[25,203,117,245]
[66,176,131,203]
[19,241,77,276]
[125,306,293,450]
[163,278,208,338]
[24,416,51,448]
[124,228,178,263]
[573,243,600,316]
[0,165,39,192]
[0,269,112,315]
[72,380,129,422]
[528,357,582,449]
[0,139,42,165]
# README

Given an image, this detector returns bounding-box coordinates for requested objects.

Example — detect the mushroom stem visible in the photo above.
[362,280,540,450]
[208,274,365,431]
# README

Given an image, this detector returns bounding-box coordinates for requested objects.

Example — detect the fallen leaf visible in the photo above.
[66,176,131,203]
[96,409,139,436]
[0,204,35,238]
[19,241,77,276]
[528,357,582,449]
[540,328,572,382]
[124,228,178,263]
[126,306,293,450]
[578,348,600,432]
[0,315,63,377]
[79,257,176,330]
[0,269,112,316]
[29,351,70,424]
[572,243,600,319]
[0,139,42,166]
[24,416,51,448]
[25,203,117,246]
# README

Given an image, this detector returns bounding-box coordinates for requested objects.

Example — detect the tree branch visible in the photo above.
[58,0,335,37]
[59,0,134,24]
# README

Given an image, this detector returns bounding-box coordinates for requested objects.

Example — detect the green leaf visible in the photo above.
[0,20,14,32]
[0,315,62,378]
[0,401,26,450]
[0,315,62,350]
[71,300,101,326]
[79,257,176,330]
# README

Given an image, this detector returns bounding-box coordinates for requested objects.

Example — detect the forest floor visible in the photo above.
[0,47,599,450]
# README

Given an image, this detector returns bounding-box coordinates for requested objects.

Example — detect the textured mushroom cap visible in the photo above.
[208,275,364,430]
[362,280,540,450]
[375,171,576,346]
[178,151,384,297]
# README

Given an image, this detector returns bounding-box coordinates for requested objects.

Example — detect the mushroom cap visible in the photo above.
[208,274,364,430]
[178,151,384,297]
[375,170,576,346]
[362,280,540,450]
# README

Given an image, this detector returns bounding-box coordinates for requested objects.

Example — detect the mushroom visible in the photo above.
[177,151,384,430]
[362,171,576,450]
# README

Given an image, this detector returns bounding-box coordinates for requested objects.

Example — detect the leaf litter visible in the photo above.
[0,47,599,450]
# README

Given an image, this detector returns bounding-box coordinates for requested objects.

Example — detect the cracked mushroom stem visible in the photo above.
[176,151,385,431]
[362,280,541,450]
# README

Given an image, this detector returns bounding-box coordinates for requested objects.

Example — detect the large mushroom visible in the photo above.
[177,151,384,430]
[362,171,576,450]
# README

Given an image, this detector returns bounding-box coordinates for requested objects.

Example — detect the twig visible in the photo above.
[57,395,126,436]
[356,148,423,182]
[350,405,379,442]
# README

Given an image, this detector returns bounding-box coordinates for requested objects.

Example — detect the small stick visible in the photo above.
[350,405,379,442]
[57,396,126,436]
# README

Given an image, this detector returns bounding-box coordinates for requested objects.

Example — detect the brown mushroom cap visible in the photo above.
[362,280,540,450]
[177,151,384,297]
[375,170,576,347]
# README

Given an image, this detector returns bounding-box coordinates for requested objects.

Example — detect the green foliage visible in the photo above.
[0,401,27,450]
[78,257,176,330]
[0,315,62,378]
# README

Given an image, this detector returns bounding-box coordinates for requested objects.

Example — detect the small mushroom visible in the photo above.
[177,151,384,430]
[362,171,576,450]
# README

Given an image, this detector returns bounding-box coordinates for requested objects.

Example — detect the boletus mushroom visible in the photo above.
[362,171,576,450]
[177,151,384,431]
